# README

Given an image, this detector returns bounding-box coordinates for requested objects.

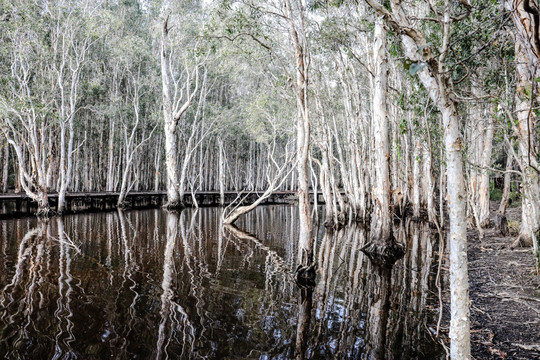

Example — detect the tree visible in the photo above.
[506,0,540,253]
[0,1,54,215]
[160,14,202,209]
[363,0,472,357]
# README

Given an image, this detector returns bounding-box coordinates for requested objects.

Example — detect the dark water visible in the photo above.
[0,206,445,359]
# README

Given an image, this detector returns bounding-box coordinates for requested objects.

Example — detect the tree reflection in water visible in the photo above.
[0,207,444,359]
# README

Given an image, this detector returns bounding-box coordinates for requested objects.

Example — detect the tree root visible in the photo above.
[510,234,533,249]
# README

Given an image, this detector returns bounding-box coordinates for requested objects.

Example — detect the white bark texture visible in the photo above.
[370,15,392,245]
[161,18,182,207]
[361,0,471,356]
[509,0,540,251]
[284,0,313,265]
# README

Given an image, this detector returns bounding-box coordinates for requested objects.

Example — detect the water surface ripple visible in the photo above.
[0,206,444,359]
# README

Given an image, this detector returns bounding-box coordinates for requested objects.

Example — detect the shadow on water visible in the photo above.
[0,207,445,359]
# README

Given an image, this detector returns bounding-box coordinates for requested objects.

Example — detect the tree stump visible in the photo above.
[494,214,508,237]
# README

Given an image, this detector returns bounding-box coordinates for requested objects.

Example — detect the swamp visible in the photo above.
[1,0,540,359]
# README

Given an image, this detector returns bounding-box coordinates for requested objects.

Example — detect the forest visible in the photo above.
[1,0,540,359]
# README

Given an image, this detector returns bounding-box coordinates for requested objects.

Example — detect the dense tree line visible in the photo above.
[1,0,540,357]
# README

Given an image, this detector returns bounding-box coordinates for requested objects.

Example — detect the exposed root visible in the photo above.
[480,218,491,229]
[510,233,533,249]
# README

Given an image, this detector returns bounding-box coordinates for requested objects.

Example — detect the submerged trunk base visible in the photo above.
[295,263,316,288]
[37,206,56,218]
[117,201,130,210]
[324,213,348,230]
[361,241,405,266]
[164,200,185,211]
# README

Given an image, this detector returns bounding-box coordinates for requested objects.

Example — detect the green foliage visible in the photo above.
[489,187,502,201]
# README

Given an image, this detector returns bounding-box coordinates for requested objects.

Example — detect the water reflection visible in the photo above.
[0,207,444,359]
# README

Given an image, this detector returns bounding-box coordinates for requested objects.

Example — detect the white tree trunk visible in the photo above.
[106,119,116,192]
[369,15,392,246]
[284,0,313,266]
[161,20,182,208]
[478,115,494,227]
[218,138,226,206]
[364,0,472,354]
[512,35,540,252]
[441,105,471,359]
[2,141,8,193]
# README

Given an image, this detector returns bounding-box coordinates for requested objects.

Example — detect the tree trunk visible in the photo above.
[441,105,471,359]
[512,36,540,252]
[58,117,74,214]
[106,119,116,192]
[365,14,395,259]
[2,140,8,193]
[284,0,313,267]
[218,138,226,206]
[478,114,494,227]
[161,18,182,209]
[499,155,513,216]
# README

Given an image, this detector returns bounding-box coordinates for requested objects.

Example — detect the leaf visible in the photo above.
[409,62,427,75]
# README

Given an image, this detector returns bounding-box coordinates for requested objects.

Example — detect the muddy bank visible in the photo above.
[467,203,540,359]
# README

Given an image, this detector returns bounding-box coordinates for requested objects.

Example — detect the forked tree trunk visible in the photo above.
[161,18,182,209]
[160,16,200,210]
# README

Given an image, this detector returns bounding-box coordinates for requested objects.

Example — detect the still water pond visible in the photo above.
[0,206,444,359]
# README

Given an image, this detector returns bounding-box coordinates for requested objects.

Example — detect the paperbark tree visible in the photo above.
[223,138,295,225]
[363,0,471,357]
[283,0,314,267]
[160,15,201,209]
[506,0,540,253]
[363,11,398,259]
[1,49,52,215]
[53,9,93,214]
[118,72,155,207]
[1,140,8,193]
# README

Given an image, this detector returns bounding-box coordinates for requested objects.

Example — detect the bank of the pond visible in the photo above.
[468,203,540,359]
[0,190,303,218]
